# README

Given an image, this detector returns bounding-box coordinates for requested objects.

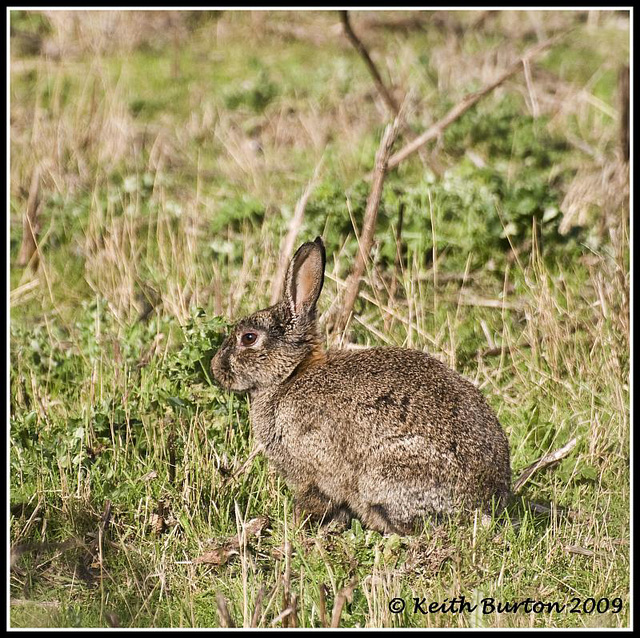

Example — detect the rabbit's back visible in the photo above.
[254,347,511,527]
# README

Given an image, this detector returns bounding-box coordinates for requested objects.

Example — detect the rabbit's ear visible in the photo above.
[283,237,326,318]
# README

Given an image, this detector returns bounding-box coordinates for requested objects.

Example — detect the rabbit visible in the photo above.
[211,237,511,535]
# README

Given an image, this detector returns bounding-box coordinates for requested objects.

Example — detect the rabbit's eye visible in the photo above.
[240,332,258,347]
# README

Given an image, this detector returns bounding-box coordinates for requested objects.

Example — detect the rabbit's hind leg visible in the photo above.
[360,503,414,536]
[357,461,455,535]
[294,484,353,529]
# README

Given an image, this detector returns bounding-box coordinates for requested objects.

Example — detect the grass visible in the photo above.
[9,9,630,628]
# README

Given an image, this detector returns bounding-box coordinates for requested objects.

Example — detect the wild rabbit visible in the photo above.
[211,237,511,534]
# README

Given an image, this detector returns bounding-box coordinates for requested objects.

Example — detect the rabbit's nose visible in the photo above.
[210,351,221,377]
[210,347,228,380]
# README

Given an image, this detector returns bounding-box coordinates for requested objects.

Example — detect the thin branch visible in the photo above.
[340,11,399,117]
[250,585,267,628]
[317,583,329,628]
[289,594,299,628]
[332,114,403,336]
[388,201,405,306]
[282,540,292,628]
[618,64,629,163]
[270,606,297,627]
[513,437,578,494]
[340,11,442,176]
[330,580,357,628]
[17,165,42,271]
[230,443,265,481]
[385,32,568,172]
[216,592,235,628]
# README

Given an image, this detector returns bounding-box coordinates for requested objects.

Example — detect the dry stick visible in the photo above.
[340,11,399,116]
[230,443,265,481]
[330,581,357,628]
[333,115,402,336]
[289,594,299,629]
[216,592,235,628]
[282,540,292,628]
[257,585,280,628]
[11,538,83,570]
[10,599,60,608]
[168,423,176,485]
[360,13,430,34]
[94,500,112,565]
[270,157,324,304]
[17,166,42,271]
[340,11,438,175]
[388,201,405,306]
[250,585,267,628]
[318,583,329,628]
[385,32,567,172]
[618,64,629,163]
[270,606,297,627]
[513,437,578,494]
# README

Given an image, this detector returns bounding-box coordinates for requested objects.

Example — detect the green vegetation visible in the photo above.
[10,10,629,628]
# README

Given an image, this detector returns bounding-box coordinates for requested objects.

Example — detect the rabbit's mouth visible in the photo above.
[214,374,253,394]
[211,370,231,390]
[210,362,234,391]
[211,352,250,392]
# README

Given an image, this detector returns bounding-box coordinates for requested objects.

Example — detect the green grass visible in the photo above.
[10,9,630,628]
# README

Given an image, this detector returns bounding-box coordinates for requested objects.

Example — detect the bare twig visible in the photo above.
[339,12,439,174]
[340,11,399,116]
[513,437,578,494]
[456,292,525,311]
[93,500,112,564]
[11,538,83,570]
[250,585,267,628]
[270,157,324,304]
[618,64,629,162]
[385,32,567,172]
[289,594,299,628]
[282,540,292,628]
[216,592,235,628]
[231,444,265,481]
[318,583,329,628]
[332,115,402,336]
[564,545,595,557]
[330,580,357,628]
[359,13,429,33]
[168,424,176,485]
[17,166,42,271]
[388,201,405,306]
[10,599,60,608]
[270,606,297,627]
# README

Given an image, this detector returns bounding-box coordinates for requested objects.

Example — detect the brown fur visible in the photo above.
[294,346,328,375]
[211,237,512,534]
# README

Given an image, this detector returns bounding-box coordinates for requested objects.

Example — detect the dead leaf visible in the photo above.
[192,514,271,567]
[404,528,455,575]
[193,541,240,566]
[243,515,270,538]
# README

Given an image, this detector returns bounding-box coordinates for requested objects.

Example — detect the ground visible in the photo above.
[9,9,630,628]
